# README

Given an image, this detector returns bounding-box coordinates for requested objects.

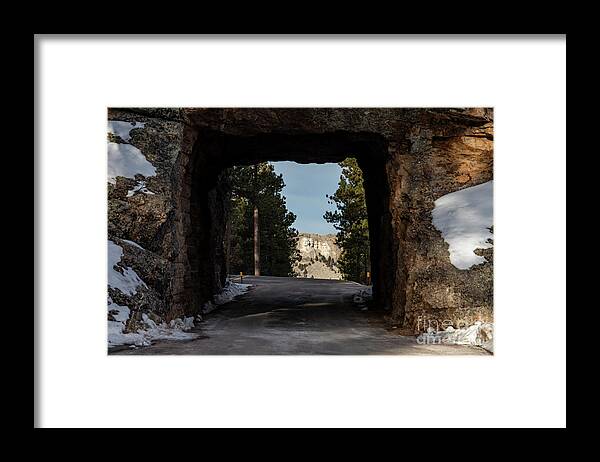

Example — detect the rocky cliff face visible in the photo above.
[107,107,493,335]
[293,233,341,280]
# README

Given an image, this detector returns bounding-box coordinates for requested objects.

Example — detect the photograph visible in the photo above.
[107,107,494,355]
[35,35,565,429]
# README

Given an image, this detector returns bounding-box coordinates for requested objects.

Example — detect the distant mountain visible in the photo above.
[293,233,342,280]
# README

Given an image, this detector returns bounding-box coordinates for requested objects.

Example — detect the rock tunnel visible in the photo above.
[107,108,494,332]
[173,129,395,320]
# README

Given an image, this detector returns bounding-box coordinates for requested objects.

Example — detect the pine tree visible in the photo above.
[324,158,370,284]
[227,163,299,277]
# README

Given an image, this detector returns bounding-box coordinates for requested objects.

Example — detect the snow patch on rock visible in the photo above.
[107,142,157,185]
[108,296,130,322]
[121,239,144,250]
[107,120,157,187]
[107,120,145,142]
[107,240,147,296]
[126,180,155,197]
[432,180,493,270]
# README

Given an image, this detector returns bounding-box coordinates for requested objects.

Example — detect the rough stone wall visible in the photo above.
[384,114,494,329]
[108,109,188,322]
[107,108,493,331]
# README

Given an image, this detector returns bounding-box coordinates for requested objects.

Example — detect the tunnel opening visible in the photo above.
[225,159,366,283]
[172,129,396,320]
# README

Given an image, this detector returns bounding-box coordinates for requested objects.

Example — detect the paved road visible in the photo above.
[111,276,489,355]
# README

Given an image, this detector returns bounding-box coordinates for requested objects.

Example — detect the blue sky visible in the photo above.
[272,161,342,234]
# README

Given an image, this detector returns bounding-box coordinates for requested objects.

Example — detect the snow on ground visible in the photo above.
[107,241,251,347]
[107,143,157,184]
[107,239,198,348]
[432,180,493,270]
[107,120,145,142]
[417,321,494,353]
[108,313,198,348]
[202,280,252,314]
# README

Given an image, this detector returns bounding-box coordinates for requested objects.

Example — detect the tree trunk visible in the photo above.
[253,205,260,276]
